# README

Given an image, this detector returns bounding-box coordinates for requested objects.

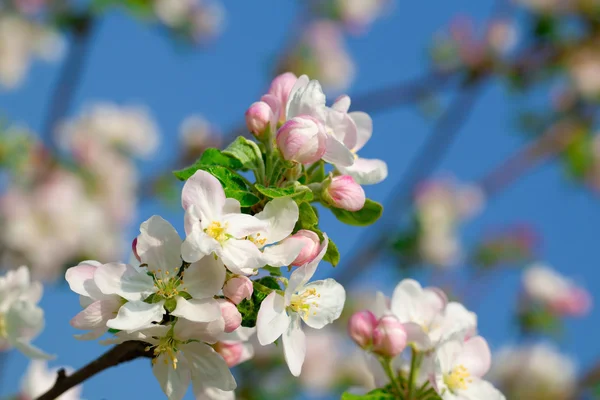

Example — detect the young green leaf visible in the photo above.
[330,199,383,226]
[323,238,340,266]
[255,184,314,202]
[295,202,319,231]
[341,388,396,400]
[173,148,242,181]
[223,136,263,171]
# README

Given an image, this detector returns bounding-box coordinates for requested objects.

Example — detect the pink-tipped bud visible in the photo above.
[132,238,141,262]
[323,175,366,211]
[372,316,407,358]
[245,101,272,137]
[288,230,321,266]
[218,299,242,333]
[551,288,592,317]
[214,341,244,367]
[276,115,327,164]
[223,276,253,305]
[268,72,298,121]
[348,310,377,348]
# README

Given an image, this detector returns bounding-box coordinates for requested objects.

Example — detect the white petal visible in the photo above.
[65,262,96,297]
[106,301,164,332]
[137,216,183,273]
[184,342,237,391]
[300,279,346,329]
[261,239,304,267]
[391,279,429,324]
[286,75,327,120]
[184,256,226,298]
[6,301,52,359]
[454,336,491,378]
[175,318,225,343]
[181,229,219,263]
[222,213,266,239]
[332,95,351,113]
[349,111,373,151]
[338,157,388,185]
[286,234,328,300]
[171,297,221,323]
[256,292,290,345]
[220,240,264,274]
[282,315,306,377]
[326,108,358,150]
[223,198,241,214]
[463,379,506,400]
[403,322,432,351]
[70,298,121,331]
[153,353,191,400]
[194,386,235,400]
[13,341,54,360]
[322,134,355,167]
[94,262,155,302]
[182,170,226,221]
[254,198,299,244]
[74,329,106,341]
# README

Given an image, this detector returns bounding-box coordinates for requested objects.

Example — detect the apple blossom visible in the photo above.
[287,230,322,266]
[372,315,407,358]
[0,266,51,359]
[267,72,298,122]
[218,299,242,333]
[256,235,346,376]
[276,115,327,164]
[94,216,224,332]
[323,175,366,211]
[180,170,267,274]
[223,276,253,304]
[348,310,377,348]
[213,327,255,368]
[432,336,505,400]
[20,361,81,400]
[245,101,273,137]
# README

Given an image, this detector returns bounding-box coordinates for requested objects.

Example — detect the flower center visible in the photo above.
[153,267,187,299]
[444,365,472,392]
[248,232,267,247]
[288,288,321,318]
[151,335,181,370]
[205,221,228,243]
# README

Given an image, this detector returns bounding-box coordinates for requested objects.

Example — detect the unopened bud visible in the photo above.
[223,276,253,305]
[245,101,272,137]
[276,116,327,164]
[288,230,321,266]
[323,175,365,211]
[214,341,244,367]
[372,316,407,358]
[218,299,242,333]
[348,310,377,348]
[268,72,298,122]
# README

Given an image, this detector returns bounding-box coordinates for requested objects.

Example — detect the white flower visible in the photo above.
[432,336,505,400]
[256,235,346,376]
[94,216,224,332]
[330,95,388,185]
[0,266,51,359]
[181,170,267,274]
[389,279,476,350]
[108,320,236,400]
[286,75,358,167]
[20,360,81,400]
[65,260,123,340]
[248,197,305,266]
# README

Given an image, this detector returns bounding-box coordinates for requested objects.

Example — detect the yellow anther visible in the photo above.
[206,221,228,243]
[444,365,472,392]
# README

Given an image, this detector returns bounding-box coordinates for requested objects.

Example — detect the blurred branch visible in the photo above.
[335,77,485,287]
[40,15,96,153]
[35,341,153,400]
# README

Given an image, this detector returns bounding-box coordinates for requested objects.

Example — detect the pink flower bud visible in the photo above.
[245,101,272,137]
[268,72,297,121]
[276,116,327,164]
[288,230,321,266]
[372,316,407,358]
[218,299,242,333]
[348,310,377,348]
[324,175,366,211]
[551,288,592,316]
[223,276,253,305]
[214,341,244,367]
[132,238,141,262]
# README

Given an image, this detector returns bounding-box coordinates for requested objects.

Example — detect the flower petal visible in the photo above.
[153,353,192,400]
[349,111,373,151]
[254,198,299,244]
[175,318,225,344]
[256,292,290,345]
[184,342,237,391]
[338,157,388,185]
[172,297,222,323]
[286,75,327,121]
[261,239,305,267]
[455,336,491,378]
[106,301,164,332]
[322,134,355,167]
[70,298,121,331]
[94,262,155,302]
[332,95,351,113]
[286,234,328,300]
[184,256,226,298]
[65,261,105,301]
[181,229,220,263]
[137,216,182,273]
[182,170,226,221]
[220,240,264,274]
[300,279,346,329]
[221,213,266,239]
[282,315,306,377]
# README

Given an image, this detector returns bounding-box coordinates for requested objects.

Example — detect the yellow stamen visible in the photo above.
[444,365,473,392]
[288,288,321,319]
[206,221,228,243]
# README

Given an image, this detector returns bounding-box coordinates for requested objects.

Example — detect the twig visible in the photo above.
[40,15,96,152]
[334,79,484,286]
[35,341,154,400]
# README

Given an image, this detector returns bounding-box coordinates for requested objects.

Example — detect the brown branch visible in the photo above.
[35,341,154,400]
[334,78,485,286]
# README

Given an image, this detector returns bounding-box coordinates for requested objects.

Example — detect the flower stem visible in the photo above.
[407,346,419,399]
[379,357,403,398]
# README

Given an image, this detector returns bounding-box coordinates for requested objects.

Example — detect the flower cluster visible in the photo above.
[60,73,384,399]
[347,279,505,400]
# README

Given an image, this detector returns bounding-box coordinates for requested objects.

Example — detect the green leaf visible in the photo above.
[178,291,193,300]
[144,293,164,304]
[255,184,314,202]
[330,199,383,226]
[239,278,280,328]
[341,388,396,399]
[323,238,340,266]
[295,203,319,231]
[224,189,260,207]
[165,298,177,313]
[108,328,121,334]
[223,136,263,171]
[263,266,283,276]
[173,148,242,181]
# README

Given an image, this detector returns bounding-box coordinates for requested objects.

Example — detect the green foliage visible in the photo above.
[330,199,383,226]
[223,136,264,171]
[239,277,281,328]
[323,237,340,266]
[341,388,396,400]
[255,184,314,202]
[563,130,594,180]
[263,266,283,276]
[295,203,319,231]
[164,298,177,313]
[173,148,242,180]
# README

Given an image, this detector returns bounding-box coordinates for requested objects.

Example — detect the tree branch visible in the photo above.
[35,341,153,400]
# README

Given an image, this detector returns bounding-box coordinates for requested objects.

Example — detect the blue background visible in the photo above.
[1,1,598,398]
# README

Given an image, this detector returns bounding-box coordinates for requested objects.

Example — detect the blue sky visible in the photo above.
[1,1,599,399]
